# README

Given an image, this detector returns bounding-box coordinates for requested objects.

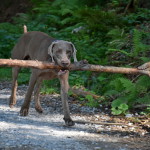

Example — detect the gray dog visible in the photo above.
[9,26,77,126]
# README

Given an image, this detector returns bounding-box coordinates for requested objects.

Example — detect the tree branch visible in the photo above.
[74,120,130,126]
[0,59,150,76]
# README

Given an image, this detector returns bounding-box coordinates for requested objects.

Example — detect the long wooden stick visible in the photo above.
[0,59,150,76]
[74,120,130,126]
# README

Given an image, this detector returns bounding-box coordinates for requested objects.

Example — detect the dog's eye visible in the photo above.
[56,49,62,55]
[66,51,71,56]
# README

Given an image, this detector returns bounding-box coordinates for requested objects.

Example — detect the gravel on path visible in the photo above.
[0,82,148,150]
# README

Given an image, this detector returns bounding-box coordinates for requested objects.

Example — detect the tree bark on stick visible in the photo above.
[74,120,127,126]
[0,59,150,76]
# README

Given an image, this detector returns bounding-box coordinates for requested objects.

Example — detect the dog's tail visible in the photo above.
[23,25,27,33]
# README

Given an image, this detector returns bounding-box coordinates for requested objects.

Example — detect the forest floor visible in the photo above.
[0,81,149,150]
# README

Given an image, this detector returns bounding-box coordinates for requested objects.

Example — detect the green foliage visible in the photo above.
[0,0,150,115]
[76,8,122,32]
[132,29,150,57]
[123,8,150,25]
[40,80,59,95]
[111,103,129,115]
[0,68,12,80]
[107,27,150,66]
[0,23,21,58]
[0,68,30,85]
[41,87,57,95]
[105,76,150,115]
[18,71,30,85]
[85,95,99,107]
[107,28,127,48]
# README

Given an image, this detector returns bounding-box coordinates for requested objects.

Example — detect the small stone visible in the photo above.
[129,127,135,131]
[128,122,133,125]
[94,147,101,150]
[141,132,145,136]
[95,115,99,118]
[126,114,133,118]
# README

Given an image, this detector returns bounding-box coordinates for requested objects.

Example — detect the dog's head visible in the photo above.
[48,40,77,67]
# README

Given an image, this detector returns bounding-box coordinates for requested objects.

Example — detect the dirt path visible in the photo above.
[0,82,149,150]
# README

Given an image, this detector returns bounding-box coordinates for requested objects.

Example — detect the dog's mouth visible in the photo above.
[55,61,69,75]
[58,69,68,75]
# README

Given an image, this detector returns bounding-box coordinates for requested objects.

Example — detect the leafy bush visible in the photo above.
[105,76,150,115]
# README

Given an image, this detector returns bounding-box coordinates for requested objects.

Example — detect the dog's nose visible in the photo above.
[61,61,69,66]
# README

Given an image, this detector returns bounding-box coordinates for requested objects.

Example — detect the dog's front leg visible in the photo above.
[58,70,75,126]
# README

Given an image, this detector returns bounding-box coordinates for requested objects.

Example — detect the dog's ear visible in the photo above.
[68,42,78,62]
[48,42,57,62]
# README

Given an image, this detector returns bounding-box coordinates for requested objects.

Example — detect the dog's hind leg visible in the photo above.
[9,67,20,108]
[34,78,43,113]
[20,71,38,116]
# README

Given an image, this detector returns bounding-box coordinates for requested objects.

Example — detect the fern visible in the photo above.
[109,77,134,92]
[136,76,150,88]
[107,28,127,49]
[132,29,142,56]
[137,95,150,104]
[104,90,120,97]
[107,49,131,57]
[132,29,150,57]
[76,8,121,32]
[107,28,150,65]
[118,78,134,91]
[111,98,127,108]
[107,75,150,113]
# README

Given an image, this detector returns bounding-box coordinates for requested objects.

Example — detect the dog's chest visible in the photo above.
[38,69,58,80]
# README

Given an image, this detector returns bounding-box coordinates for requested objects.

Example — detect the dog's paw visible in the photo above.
[9,104,15,108]
[20,107,29,116]
[63,117,75,126]
[35,105,43,113]
[9,96,16,108]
